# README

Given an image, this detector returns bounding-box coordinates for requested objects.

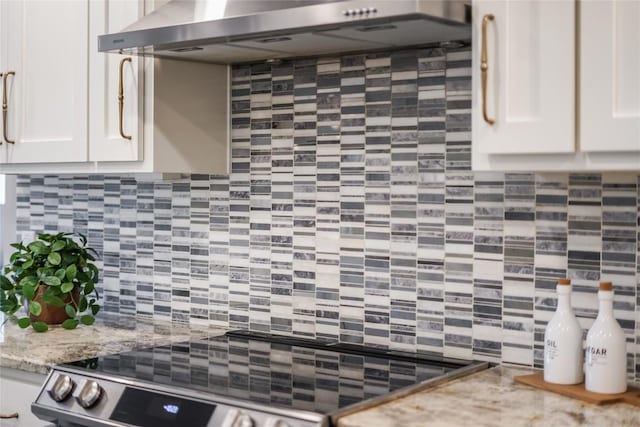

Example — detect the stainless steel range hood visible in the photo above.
[98,0,471,64]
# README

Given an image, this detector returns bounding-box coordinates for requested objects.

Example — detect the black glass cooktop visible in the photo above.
[65,330,477,415]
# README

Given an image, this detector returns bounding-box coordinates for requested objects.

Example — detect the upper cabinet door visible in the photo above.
[0,1,6,164]
[580,1,640,153]
[4,0,89,163]
[472,0,575,154]
[89,0,142,162]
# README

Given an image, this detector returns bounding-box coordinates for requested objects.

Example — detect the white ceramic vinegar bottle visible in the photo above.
[543,278,584,384]
[585,281,627,394]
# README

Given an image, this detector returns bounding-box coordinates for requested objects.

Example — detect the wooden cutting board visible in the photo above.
[514,373,640,407]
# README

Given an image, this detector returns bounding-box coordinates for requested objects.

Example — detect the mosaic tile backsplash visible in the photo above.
[15,46,640,379]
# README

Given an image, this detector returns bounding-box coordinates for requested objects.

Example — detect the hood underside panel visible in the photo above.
[99,0,471,64]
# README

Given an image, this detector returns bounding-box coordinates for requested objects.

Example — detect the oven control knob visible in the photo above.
[222,410,254,427]
[264,418,290,427]
[76,380,103,409]
[48,374,75,402]
[235,413,254,427]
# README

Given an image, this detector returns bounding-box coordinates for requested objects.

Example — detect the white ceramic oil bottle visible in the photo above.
[543,278,584,384]
[585,281,627,394]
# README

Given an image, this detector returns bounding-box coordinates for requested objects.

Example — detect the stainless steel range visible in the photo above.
[32,331,488,427]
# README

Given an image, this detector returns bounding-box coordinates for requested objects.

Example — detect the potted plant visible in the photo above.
[0,232,100,332]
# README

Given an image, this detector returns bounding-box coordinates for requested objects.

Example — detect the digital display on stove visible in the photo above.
[110,387,215,427]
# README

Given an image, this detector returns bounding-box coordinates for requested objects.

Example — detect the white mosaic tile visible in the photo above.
[14,45,640,380]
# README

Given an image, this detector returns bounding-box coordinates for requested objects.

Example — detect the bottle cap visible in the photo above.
[599,281,613,291]
[557,278,571,285]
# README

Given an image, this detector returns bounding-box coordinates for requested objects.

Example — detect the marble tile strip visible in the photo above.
[11,45,640,379]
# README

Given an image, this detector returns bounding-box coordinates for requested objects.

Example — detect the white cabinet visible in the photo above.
[91,0,229,173]
[0,368,47,427]
[0,0,229,175]
[89,0,143,162]
[580,0,640,153]
[472,0,575,155]
[472,0,640,171]
[90,55,230,174]
[2,0,89,164]
[0,1,5,157]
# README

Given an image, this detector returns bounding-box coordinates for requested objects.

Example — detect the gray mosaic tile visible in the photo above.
[13,45,640,379]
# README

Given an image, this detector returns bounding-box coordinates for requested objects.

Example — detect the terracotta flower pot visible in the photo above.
[29,285,80,325]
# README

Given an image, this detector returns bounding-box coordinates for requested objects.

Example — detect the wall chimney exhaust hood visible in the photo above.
[98,0,471,64]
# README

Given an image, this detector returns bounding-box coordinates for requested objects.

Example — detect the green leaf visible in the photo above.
[61,319,79,330]
[65,304,76,318]
[79,296,88,312]
[28,241,49,255]
[42,293,66,308]
[10,242,26,251]
[62,253,78,265]
[88,264,99,282]
[80,315,95,326]
[31,321,48,332]
[85,281,95,295]
[60,282,74,293]
[22,259,33,270]
[43,286,57,297]
[1,294,18,315]
[1,293,22,315]
[0,276,12,290]
[29,301,42,316]
[17,317,31,328]
[54,268,66,281]
[22,283,37,300]
[86,247,99,257]
[47,252,61,265]
[65,264,77,281]
[41,276,61,287]
[91,304,100,316]
[0,292,17,309]
[20,276,37,287]
[38,233,53,242]
[0,301,17,314]
[78,233,87,246]
[51,240,66,252]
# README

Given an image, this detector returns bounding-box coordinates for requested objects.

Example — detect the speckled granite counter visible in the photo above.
[338,366,640,427]
[0,315,227,374]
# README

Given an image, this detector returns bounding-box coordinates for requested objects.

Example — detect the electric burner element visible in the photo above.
[32,331,488,427]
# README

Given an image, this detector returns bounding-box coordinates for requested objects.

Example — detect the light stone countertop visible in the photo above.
[0,314,227,374]
[3,318,638,426]
[338,366,640,427]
